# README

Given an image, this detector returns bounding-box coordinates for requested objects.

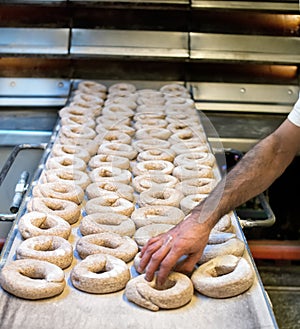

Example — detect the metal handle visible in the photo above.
[9,171,30,214]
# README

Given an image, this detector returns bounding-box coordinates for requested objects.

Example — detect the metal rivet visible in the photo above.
[240,88,246,93]
[58,82,64,88]
[10,81,16,88]
[287,89,293,95]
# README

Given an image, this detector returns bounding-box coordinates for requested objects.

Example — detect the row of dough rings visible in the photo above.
[174,152,216,167]
[60,125,96,140]
[132,139,170,152]
[41,168,91,190]
[86,181,134,202]
[51,143,91,162]
[133,223,174,248]
[132,160,174,176]
[85,195,135,216]
[76,232,138,262]
[198,233,245,264]
[45,155,87,172]
[191,255,254,299]
[71,254,130,294]
[125,272,194,312]
[171,142,209,155]
[176,178,217,196]
[16,235,73,269]
[134,118,168,130]
[18,211,71,240]
[137,149,175,162]
[180,194,209,215]
[131,205,185,228]
[89,167,132,185]
[98,142,137,160]
[138,187,184,208]
[0,259,66,300]
[96,115,131,127]
[132,174,178,193]
[173,164,214,181]
[60,115,96,129]
[134,111,166,120]
[79,213,136,237]
[58,136,99,155]
[32,181,85,205]
[89,154,130,170]
[27,197,81,225]
[135,127,171,140]
[94,131,132,145]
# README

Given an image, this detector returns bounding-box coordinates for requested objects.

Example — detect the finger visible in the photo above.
[174,253,201,275]
[140,235,161,257]
[138,239,163,273]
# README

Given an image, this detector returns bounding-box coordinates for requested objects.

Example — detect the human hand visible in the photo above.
[138,214,211,286]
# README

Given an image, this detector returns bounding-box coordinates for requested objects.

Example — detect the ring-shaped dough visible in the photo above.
[132,139,170,152]
[171,142,209,155]
[173,164,214,181]
[137,149,175,162]
[89,154,130,170]
[132,160,174,176]
[132,174,178,193]
[180,194,209,215]
[174,152,216,167]
[135,127,171,140]
[138,187,183,208]
[89,167,132,185]
[60,125,96,140]
[51,143,91,163]
[176,178,216,196]
[133,223,174,247]
[46,155,87,172]
[98,143,137,160]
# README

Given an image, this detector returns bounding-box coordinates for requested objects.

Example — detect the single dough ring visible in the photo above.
[212,214,234,233]
[60,115,96,129]
[198,233,245,264]
[133,223,174,247]
[98,143,137,160]
[131,205,185,228]
[132,160,174,176]
[165,96,194,106]
[173,164,214,181]
[16,235,73,269]
[86,181,134,202]
[137,148,175,162]
[160,83,189,95]
[18,211,71,240]
[106,91,138,103]
[51,143,91,163]
[96,123,136,137]
[102,104,134,118]
[60,125,96,140]
[132,174,178,193]
[138,187,183,208]
[176,178,216,196]
[0,259,65,300]
[167,122,201,134]
[180,194,209,215]
[77,80,107,95]
[59,106,95,119]
[134,119,168,130]
[89,154,130,170]
[108,82,136,94]
[96,115,131,127]
[169,130,206,145]
[105,97,137,111]
[79,213,136,237]
[27,197,81,225]
[32,181,84,205]
[69,102,102,118]
[134,111,166,121]
[85,195,135,216]
[132,139,171,152]
[137,95,165,106]
[41,168,91,190]
[71,254,130,294]
[135,127,171,140]
[89,167,132,185]
[174,152,216,167]
[76,232,138,262]
[57,136,98,155]
[171,142,209,155]
[46,155,87,172]
[166,112,200,124]
[72,92,105,106]
[125,272,194,311]
[94,131,132,145]
[191,255,255,298]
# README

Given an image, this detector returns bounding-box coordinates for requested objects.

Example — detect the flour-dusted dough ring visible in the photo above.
[131,205,185,228]
[134,111,166,121]
[71,254,130,294]
[79,213,136,237]
[97,123,136,137]
[173,164,214,181]
[0,259,65,300]
[27,197,81,225]
[86,181,134,202]
[89,167,132,185]
[198,233,245,264]
[137,96,165,106]
[94,130,132,145]
[60,115,96,129]
[76,232,138,262]
[137,149,175,162]
[96,115,131,127]
[102,104,134,118]
[46,155,87,172]
[108,82,136,94]
[105,96,137,111]
[132,160,174,176]
[57,136,98,156]
[88,154,130,170]
[167,122,201,134]
[77,80,107,95]
[166,113,200,124]
[132,139,171,152]
[132,174,178,193]
[180,194,209,215]
[60,125,96,140]
[171,141,209,155]
[134,119,168,130]
[72,91,105,104]
[51,143,91,163]
[138,187,183,208]
[125,272,193,311]
[16,235,73,269]
[85,195,135,216]
[98,142,137,160]
[160,83,189,94]
[169,130,206,145]
[174,152,216,167]
[18,211,71,240]
[176,178,216,196]
[32,181,84,205]
[134,223,174,247]
[41,168,91,190]
[135,127,171,140]
[59,106,95,119]
[191,255,255,298]
[212,214,234,233]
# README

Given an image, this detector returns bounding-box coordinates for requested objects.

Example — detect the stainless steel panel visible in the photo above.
[71,29,189,58]
[190,33,300,64]
[0,28,69,55]
[71,0,188,2]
